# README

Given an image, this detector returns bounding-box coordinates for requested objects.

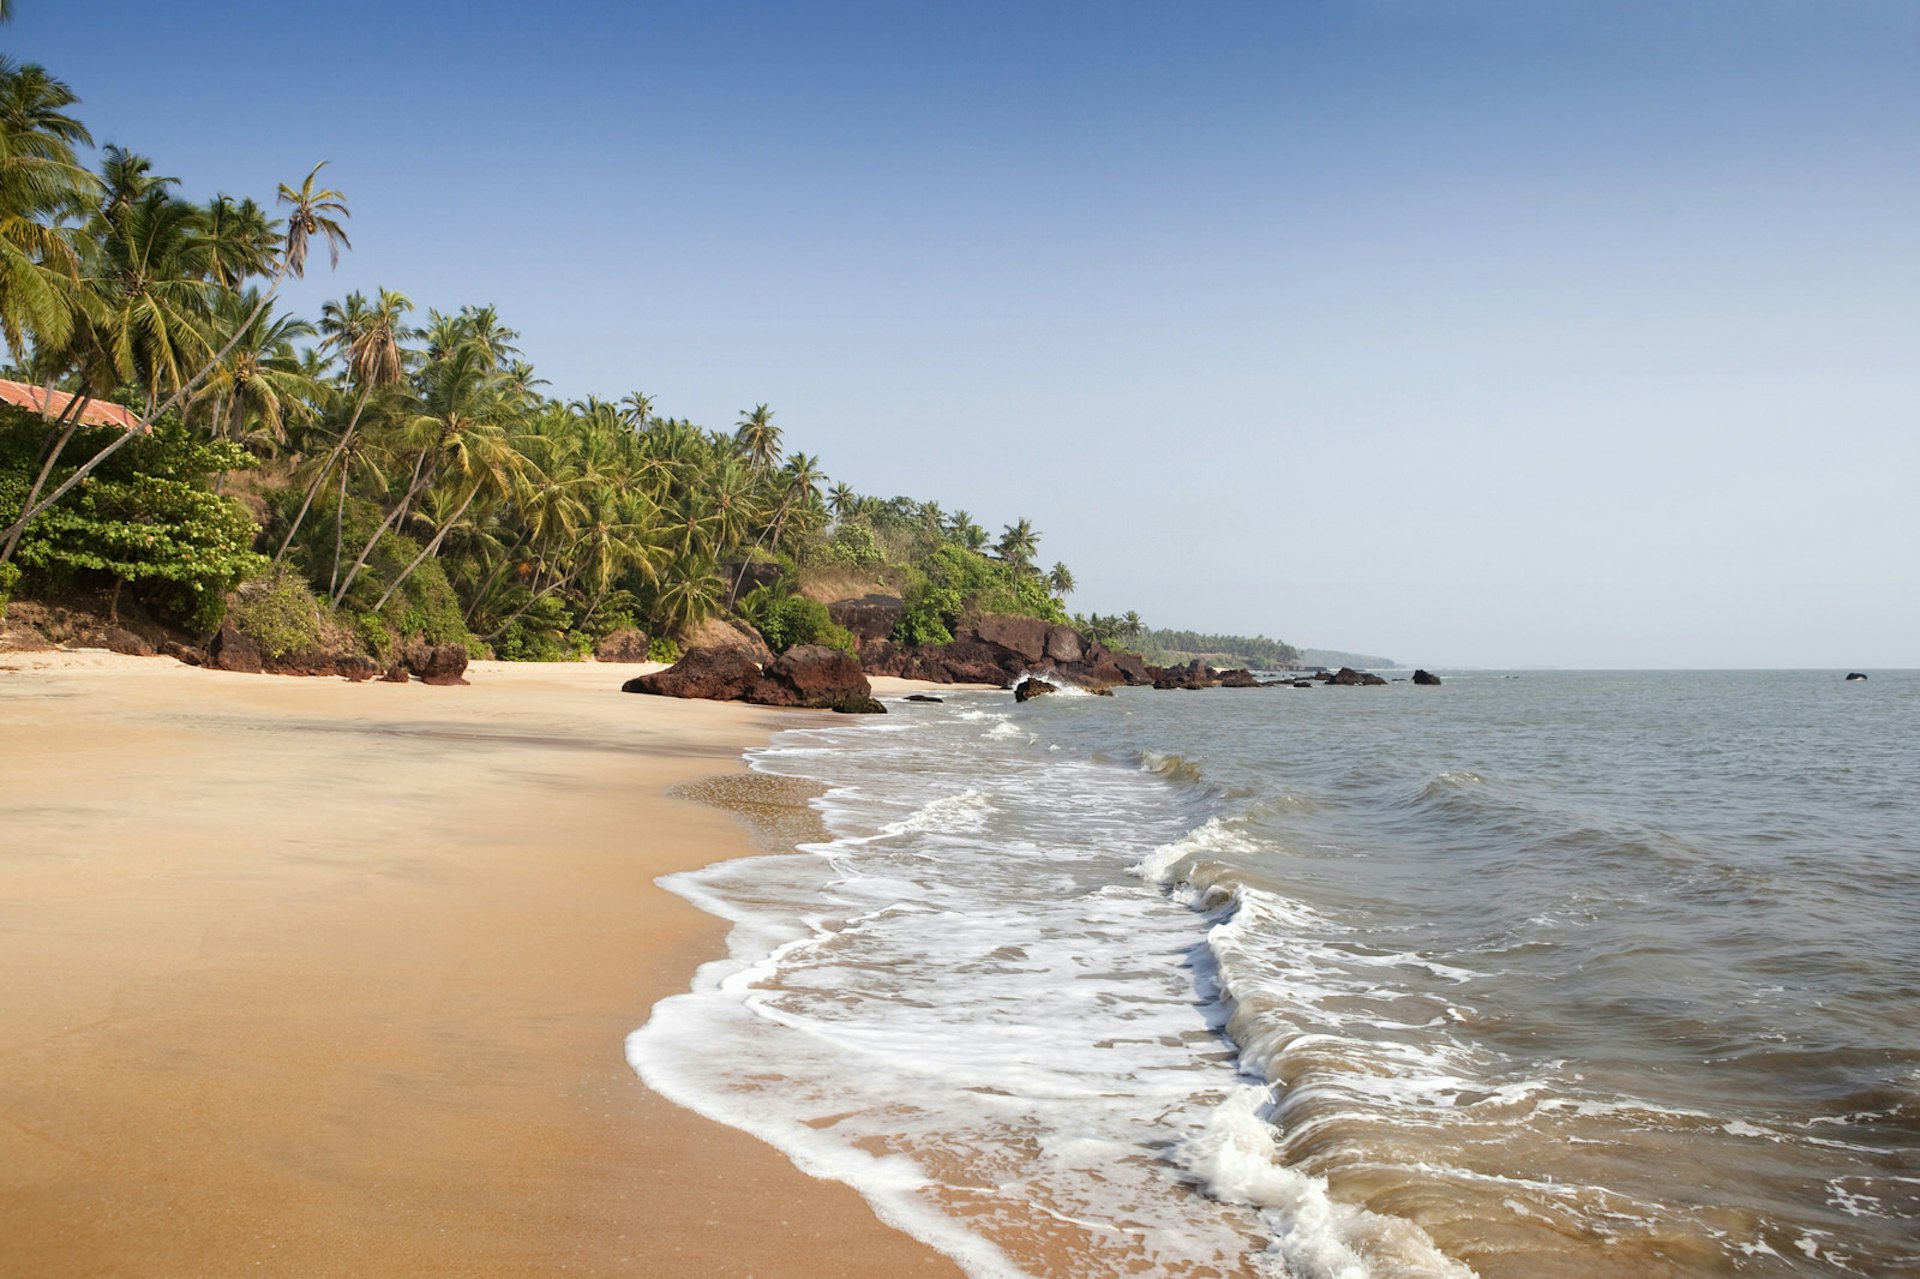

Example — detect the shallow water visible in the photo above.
[630,670,1920,1277]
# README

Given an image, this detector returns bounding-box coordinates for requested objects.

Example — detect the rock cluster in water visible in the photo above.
[622,644,884,713]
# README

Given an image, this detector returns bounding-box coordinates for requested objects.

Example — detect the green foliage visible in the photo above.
[744,585,854,654]
[1,421,267,632]
[494,593,580,661]
[647,635,681,663]
[1138,626,1301,669]
[892,543,1066,644]
[354,611,395,662]
[0,560,18,616]
[227,567,335,660]
[821,519,884,569]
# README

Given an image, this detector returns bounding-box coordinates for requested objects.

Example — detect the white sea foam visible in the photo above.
[627,695,1471,1278]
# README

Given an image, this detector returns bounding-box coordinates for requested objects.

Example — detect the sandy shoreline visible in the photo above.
[0,651,964,1277]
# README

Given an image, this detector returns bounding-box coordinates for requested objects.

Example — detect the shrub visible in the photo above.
[227,567,337,660]
[647,635,681,663]
[0,560,18,618]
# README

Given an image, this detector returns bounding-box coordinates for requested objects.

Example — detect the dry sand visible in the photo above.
[0,651,964,1277]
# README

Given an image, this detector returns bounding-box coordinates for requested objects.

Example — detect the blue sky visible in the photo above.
[11,1,1918,666]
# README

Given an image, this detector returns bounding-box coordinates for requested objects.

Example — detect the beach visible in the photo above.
[0,651,962,1278]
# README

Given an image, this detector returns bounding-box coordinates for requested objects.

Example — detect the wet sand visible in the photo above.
[0,652,964,1277]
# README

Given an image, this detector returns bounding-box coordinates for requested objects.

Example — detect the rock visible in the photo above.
[1292,680,1314,689]
[1327,666,1387,686]
[623,645,763,701]
[971,615,1049,664]
[382,663,410,683]
[827,595,905,649]
[1845,672,1869,681]
[1014,678,1056,702]
[594,627,651,662]
[904,693,944,703]
[1214,668,1260,688]
[90,625,155,657]
[1043,624,1084,664]
[403,642,470,686]
[1153,659,1217,690]
[1413,669,1443,686]
[683,616,775,666]
[827,695,887,714]
[213,620,263,674]
[159,640,205,667]
[755,645,872,707]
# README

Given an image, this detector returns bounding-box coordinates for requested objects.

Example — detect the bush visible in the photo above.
[0,560,18,618]
[227,568,338,660]
[821,519,884,569]
[748,590,851,654]
[647,635,681,663]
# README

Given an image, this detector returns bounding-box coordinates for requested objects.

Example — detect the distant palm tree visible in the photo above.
[276,161,350,279]
[1048,562,1075,596]
[734,403,782,470]
[199,193,279,289]
[996,518,1038,569]
[827,481,858,519]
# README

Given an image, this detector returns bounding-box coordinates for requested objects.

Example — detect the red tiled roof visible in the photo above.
[0,380,146,431]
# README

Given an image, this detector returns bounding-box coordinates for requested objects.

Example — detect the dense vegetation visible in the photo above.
[0,45,1087,657]
[1133,627,1304,671]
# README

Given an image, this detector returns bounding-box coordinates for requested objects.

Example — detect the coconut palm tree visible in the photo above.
[192,288,319,448]
[276,161,349,279]
[734,403,781,470]
[1048,562,1075,596]
[996,518,1039,569]
[199,194,278,290]
[0,57,97,356]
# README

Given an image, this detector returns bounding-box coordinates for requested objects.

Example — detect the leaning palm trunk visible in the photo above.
[0,392,94,563]
[0,274,287,564]
[274,388,371,566]
[482,565,581,643]
[331,447,434,607]
[369,482,483,614]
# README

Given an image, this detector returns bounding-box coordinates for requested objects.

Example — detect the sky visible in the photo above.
[9,1,1917,667]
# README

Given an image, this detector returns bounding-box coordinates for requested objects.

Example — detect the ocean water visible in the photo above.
[628,670,1920,1278]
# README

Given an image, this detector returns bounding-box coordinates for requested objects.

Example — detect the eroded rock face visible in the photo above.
[594,628,651,663]
[1213,668,1261,688]
[757,645,872,707]
[1413,669,1442,686]
[827,595,904,650]
[682,616,775,666]
[861,618,1152,692]
[973,615,1049,663]
[1153,659,1216,690]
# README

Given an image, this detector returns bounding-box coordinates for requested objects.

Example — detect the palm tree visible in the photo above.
[996,518,1039,569]
[199,194,278,289]
[827,481,858,519]
[276,161,349,279]
[1048,562,1075,596]
[192,288,319,448]
[274,287,413,566]
[0,57,97,356]
[620,390,654,430]
[734,403,781,470]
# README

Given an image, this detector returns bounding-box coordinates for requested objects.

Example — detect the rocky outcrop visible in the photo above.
[624,645,885,713]
[827,595,904,650]
[1213,668,1261,688]
[1413,669,1442,686]
[1327,666,1388,686]
[1153,659,1216,690]
[397,642,468,686]
[594,627,651,662]
[904,693,943,703]
[862,616,1154,692]
[1846,672,1869,681]
[159,640,205,666]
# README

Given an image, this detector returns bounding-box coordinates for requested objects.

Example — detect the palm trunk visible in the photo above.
[482,566,580,643]
[370,482,482,614]
[0,392,95,565]
[274,390,370,566]
[1,272,287,555]
[329,467,351,594]
[331,448,434,607]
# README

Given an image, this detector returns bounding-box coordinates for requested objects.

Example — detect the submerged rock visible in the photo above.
[1846,672,1869,681]
[1327,667,1388,686]
[1014,678,1056,702]
[904,693,944,703]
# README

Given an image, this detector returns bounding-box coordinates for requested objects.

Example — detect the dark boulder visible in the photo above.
[1327,666,1387,686]
[827,595,905,649]
[160,640,205,667]
[1845,672,1869,681]
[1014,678,1056,702]
[213,620,263,674]
[1292,680,1314,689]
[89,625,156,657]
[1214,668,1261,688]
[754,645,875,709]
[904,693,944,703]
[1413,669,1442,686]
[1154,659,1217,690]
[382,663,410,683]
[594,627,651,663]
[403,643,470,686]
[623,645,762,700]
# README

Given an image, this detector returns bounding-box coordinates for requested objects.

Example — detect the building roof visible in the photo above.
[0,380,146,432]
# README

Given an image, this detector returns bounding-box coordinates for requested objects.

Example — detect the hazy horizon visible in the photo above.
[9,1,1916,668]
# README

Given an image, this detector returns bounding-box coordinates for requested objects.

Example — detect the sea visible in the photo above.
[627,670,1920,1278]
